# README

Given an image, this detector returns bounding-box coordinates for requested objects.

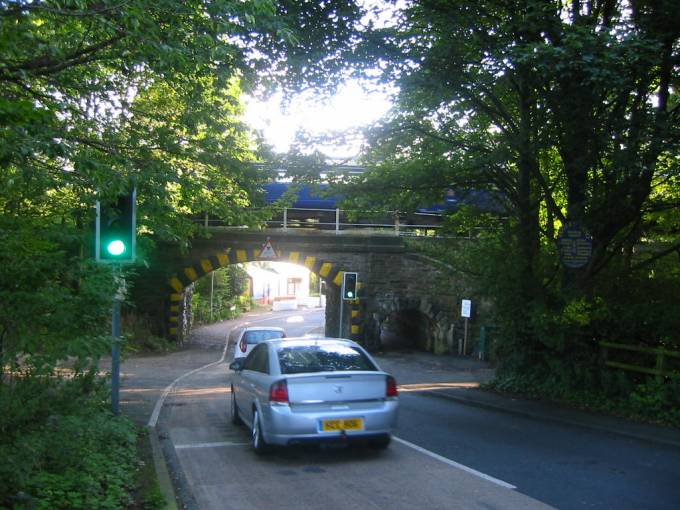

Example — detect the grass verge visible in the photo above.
[130,429,168,510]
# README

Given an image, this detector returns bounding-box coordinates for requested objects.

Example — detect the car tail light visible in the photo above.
[269,380,289,403]
[239,338,247,353]
[386,376,398,398]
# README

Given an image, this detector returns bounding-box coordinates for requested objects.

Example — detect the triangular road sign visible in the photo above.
[259,237,278,259]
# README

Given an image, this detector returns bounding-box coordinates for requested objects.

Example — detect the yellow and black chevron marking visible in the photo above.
[166,247,363,342]
[348,282,365,338]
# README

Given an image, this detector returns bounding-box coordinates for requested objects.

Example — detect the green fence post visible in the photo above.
[655,351,665,383]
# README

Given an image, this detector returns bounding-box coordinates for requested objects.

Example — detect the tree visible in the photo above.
[0,0,368,365]
[337,0,679,374]
[192,266,250,323]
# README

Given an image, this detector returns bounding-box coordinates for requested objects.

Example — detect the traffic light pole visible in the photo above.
[111,265,125,415]
[96,189,135,415]
[339,296,345,338]
[339,272,358,339]
[111,297,121,415]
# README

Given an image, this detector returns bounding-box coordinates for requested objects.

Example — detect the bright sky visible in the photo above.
[244,81,393,159]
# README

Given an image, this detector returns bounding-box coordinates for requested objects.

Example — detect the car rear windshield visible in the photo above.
[243,330,285,344]
[277,344,378,374]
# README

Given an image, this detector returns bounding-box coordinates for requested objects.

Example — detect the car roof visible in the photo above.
[263,336,360,348]
[241,326,285,332]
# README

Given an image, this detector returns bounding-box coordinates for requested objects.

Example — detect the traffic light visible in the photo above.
[342,272,358,300]
[96,189,136,263]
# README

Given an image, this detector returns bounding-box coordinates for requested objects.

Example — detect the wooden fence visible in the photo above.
[600,341,680,381]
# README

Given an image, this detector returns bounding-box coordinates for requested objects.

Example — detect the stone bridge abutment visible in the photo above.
[132,230,478,355]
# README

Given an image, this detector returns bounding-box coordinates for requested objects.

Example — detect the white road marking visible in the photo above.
[175,441,248,449]
[147,309,324,428]
[393,436,517,490]
[147,347,227,428]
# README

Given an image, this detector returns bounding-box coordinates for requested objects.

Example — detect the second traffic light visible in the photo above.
[342,272,358,300]
[96,189,136,263]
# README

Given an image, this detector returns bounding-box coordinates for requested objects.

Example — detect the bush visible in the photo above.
[627,380,680,426]
[0,373,141,510]
[486,372,680,428]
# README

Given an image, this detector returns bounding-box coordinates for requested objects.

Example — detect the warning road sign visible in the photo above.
[259,237,278,259]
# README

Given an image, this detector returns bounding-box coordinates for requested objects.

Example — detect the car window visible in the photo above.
[244,344,269,374]
[277,344,377,375]
[243,330,285,344]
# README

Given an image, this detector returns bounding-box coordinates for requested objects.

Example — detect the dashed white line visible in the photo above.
[393,436,517,490]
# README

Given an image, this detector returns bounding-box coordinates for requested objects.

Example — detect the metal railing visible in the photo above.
[199,207,445,237]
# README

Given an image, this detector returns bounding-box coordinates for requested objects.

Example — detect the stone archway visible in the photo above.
[380,309,432,350]
[165,246,364,344]
[371,297,457,354]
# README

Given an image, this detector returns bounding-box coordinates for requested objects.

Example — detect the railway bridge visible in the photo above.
[133,228,479,354]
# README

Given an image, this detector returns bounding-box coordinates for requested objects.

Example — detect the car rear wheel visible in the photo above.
[251,409,270,455]
[230,388,240,425]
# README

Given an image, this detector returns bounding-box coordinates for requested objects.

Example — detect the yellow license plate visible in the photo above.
[322,418,364,432]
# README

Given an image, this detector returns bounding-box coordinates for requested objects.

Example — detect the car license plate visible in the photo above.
[322,418,364,432]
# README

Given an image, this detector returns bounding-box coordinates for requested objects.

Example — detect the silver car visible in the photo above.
[229,337,399,454]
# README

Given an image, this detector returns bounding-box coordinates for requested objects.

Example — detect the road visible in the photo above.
[394,392,680,510]
[121,309,680,510]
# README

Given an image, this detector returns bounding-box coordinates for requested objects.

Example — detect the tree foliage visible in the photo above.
[192,265,250,324]
[0,0,368,366]
[338,1,679,378]
[0,216,115,372]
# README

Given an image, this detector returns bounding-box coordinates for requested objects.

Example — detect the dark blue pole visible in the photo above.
[111,298,121,415]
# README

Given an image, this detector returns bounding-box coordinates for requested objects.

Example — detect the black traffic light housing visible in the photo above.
[96,189,136,263]
[342,272,358,300]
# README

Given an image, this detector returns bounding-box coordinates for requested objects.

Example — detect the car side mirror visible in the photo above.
[229,358,244,372]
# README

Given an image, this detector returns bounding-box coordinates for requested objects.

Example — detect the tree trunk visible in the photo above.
[515,69,543,341]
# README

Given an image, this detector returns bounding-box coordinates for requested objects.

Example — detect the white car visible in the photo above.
[232,327,286,360]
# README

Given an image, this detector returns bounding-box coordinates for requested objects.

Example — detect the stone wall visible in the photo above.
[359,253,470,354]
[313,250,476,354]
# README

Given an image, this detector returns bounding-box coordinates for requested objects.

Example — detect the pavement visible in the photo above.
[115,323,680,509]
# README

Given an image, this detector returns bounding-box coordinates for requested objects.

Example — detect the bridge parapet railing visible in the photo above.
[198,207,445,237]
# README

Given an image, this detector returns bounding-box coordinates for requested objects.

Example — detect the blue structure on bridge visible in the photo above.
[263,182,502,216]
[264,182,338,209]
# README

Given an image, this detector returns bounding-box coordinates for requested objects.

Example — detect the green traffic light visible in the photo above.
[106,240,126,256]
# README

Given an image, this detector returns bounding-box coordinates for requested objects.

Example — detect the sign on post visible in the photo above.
[461,299,472,318]
[460,299,472,356]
